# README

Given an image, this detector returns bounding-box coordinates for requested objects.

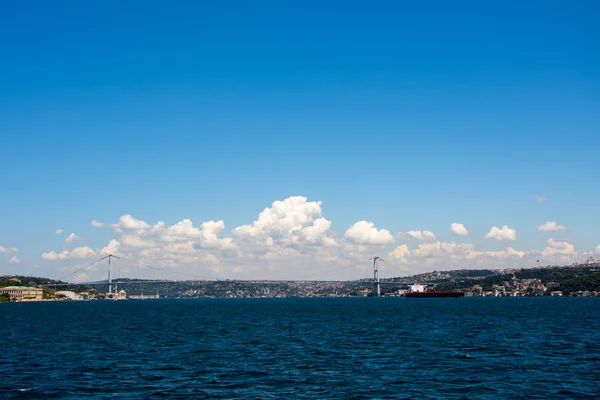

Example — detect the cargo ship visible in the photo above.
[405,283,465,298]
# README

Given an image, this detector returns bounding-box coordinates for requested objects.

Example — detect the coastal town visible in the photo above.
[2,262,599,302]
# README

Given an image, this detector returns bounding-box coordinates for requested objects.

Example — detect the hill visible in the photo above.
[3,264,600,298]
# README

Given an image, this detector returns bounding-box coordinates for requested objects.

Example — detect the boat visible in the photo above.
[405,283,465,298]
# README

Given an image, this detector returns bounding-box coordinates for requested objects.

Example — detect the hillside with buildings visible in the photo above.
[2,263,600,302]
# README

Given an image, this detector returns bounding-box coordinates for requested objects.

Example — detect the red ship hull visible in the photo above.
[405,291,465,298]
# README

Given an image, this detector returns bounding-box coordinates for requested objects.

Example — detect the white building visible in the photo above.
[54,291,80,300]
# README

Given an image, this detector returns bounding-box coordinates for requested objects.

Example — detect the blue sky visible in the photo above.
[1,1,599,280]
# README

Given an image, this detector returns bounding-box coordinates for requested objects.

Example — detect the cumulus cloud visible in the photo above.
[450,223,469,236]
[159,219,235,249]
[7,256,20,264]
[91,219,117,229]
[119,215,150,230]
[37,195,592,279]
[41,246,97,261]
[93,216,238,270]
[467,247,525,259]
[233,196,337,248]
[384,239,527,269]
[197,221,228,247]
[411,242,473,258]
[55,229,64,235]
[485,225,516,241]
[541,238,574,256]
[345,221,394,245]
[101,239,120,255]
[234,197,321,238]
[65,233,82,244]
[121,234,154,248]
[399,230,436,242]
[67,246,96,259]
[164,219,201,239]
[91,215,150,231]
[536,221,567,232]
[291,217,338,247]
[388,244,411,263]
[533,195,548,203]
[0,245,18,253]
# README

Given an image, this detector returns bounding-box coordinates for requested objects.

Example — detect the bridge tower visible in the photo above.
[108,256,111,294]
[370,256,384,297]
[106,254,121,295]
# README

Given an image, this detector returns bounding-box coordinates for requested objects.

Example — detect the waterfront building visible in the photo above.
[54,291,80,300]
[128,292,160,299]
[106,289,127,300]
[0,286,43,301]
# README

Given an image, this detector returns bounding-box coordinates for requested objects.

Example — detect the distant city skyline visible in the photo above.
[1,1,599,280]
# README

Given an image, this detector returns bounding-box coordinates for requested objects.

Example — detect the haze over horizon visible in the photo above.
[1,1,599,282]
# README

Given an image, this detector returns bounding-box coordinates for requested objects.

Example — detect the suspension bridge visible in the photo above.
[40,253,406,297]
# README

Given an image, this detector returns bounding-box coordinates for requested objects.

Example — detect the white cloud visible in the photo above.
[411,242,473,258]
[163,241,197,255]
[202,253,220,265]
[41,246,97,261]
[104,217,240,270]
[467,247,525,259]
[61,197,339,279]
[196,220,236,249]
[7,256,20,264]
[234,196,322,239]
[399,230,436,242]
[233,196,337,248]
[291,217,338,247]
[450,223,469,236]
[101,239,120,255]
[55,229,64,235]
[40,251,65,260]
[161,218,235,248]
[0,245,18,253]
[142,241,219,266]
[541,238,574,256]
[69,246,97,259]
[92,215,149,231]
[36,195,594,279]
[262,247,302,261]
[345,221,394,245]
[164,219,203,240]
[537,221,567,232]
[121,234,154,248]
[128,219,236,250]
[485,225,517,241]
[533,195,548,203]
[388,244,411,263]
[119,215,150,230]
[91,219,117,228]
[65,233,82,244]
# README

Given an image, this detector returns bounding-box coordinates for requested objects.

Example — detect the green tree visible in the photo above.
[0,292,11,302]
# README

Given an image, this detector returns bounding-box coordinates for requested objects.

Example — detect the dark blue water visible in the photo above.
[2,298,600,399]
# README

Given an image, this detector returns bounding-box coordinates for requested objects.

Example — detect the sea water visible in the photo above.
[1,298,599,399]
